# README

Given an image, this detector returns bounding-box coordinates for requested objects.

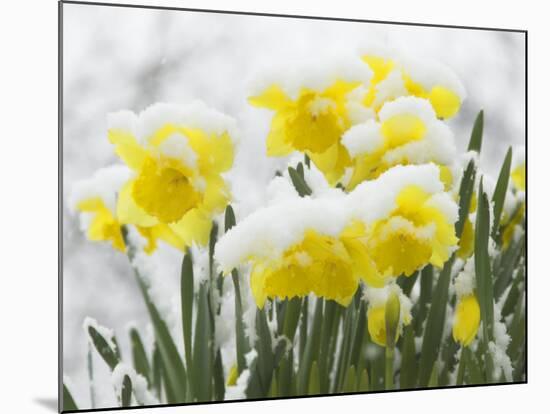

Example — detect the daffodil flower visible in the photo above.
[361,53,466,119]
[107,102,237,249]
[249,56,373,185]
[215,164,458,307]
[342,96,457,190]
[69,165,130,252]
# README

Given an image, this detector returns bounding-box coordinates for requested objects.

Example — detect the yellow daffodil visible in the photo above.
[365,285,412,347]
[365,184,458,277]
[452,294,480,347]
[342,97,456,191]
[76,197,126,252]
[249,81,361,185]
[250,223,380,308]
[361,54,466,119]
[107,102,237,248]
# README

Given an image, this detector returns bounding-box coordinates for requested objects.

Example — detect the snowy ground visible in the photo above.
[62,3,525,408]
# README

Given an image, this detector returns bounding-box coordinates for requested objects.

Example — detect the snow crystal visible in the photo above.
[490,302,513,381]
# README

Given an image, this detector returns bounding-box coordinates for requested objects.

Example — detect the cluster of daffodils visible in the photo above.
[66,49,525,410]
[70,101,238,254]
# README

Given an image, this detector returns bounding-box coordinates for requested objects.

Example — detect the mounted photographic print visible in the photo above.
[60,1,527,411]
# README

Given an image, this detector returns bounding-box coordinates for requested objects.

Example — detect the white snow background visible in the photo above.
[62,3,525,408]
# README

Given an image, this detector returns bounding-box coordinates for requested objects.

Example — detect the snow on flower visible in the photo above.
[107,101,238,249]
[342,96,456,190]
[215,164,458,307]
[249,54,373,185]
[69,165,132,252]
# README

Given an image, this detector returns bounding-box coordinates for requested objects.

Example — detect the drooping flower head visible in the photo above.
[364,284,412,347]
[69,165,131,252]
[249,55,373,185]
[107,102,238,248]
[215,164,458,307]
[342,96,457,190]
[214,196,378,308]
[361,51,467,119]
[348,164,459,278]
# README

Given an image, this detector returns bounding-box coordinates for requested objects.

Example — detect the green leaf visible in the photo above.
[501,267,524,318]
[299,297,309,360]
[467,110,484,153]
[398,271,419,297]
[213,349,225,401]
[135,276,187,403]
[232,270,249,374]
[474,180,495,381]
[63,384,78,411]
[298,298,323,393]
[180,251,194,390]
[334,303,357,392]
[417,258,454,387]
[304,154,311,168]
[456,160,477,238]
[129,328,151,385]
[121,375,132,407]
[296,162,305,179]
[308,361,321,395]
[492,147,513,239]
[415,265,433,334]
[193,281,213,401]
[288,166,312,197]
[87,326,120,371]
[463,346,484,384]
[358,368,369,392]
[277,351,294,397]
[283,297,302,343]
[349,302,366,368]
[342,365,356,393]
[400,325,417,389]
[225,205,236,231]
[151,344,162,400]
[319,300,337,393]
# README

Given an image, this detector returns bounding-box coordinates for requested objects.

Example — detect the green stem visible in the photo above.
[456,347,466,385]
[385,346,394,390]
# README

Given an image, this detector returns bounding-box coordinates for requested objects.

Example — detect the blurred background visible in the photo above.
[62,2,525,407]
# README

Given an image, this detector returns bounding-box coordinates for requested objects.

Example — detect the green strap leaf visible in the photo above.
[63,384,78,411]
[193,281,213,401]
[358,368,369,392]
[474,180,495,382]
[400,325,417,389]
[342,365,356,393]
[129,328,152,386]
[417,258,454,387]
[288,166,312,197]
[308,361,321,395]
[467,110,484,153]
[151,344,162,400]
[298,299,323,394]
[136,276,187,403]
[121,375,132,407]
[87,326,120,371]
[180,251,194,390]
[456,160,477,238]
[225,204,236,231]
[492,147,513,239]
